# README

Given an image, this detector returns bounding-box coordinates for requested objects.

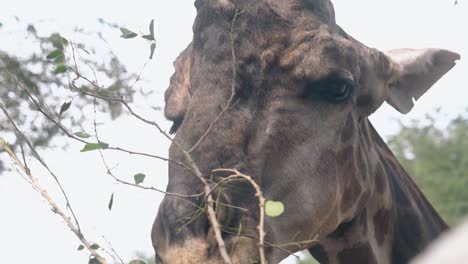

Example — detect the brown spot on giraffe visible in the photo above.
[341,113,355,143]
[340,179,362,213]
[374,163,387,194]
[374,209,392,245]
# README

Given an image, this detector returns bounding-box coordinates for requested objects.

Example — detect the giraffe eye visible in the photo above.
[321,79,354,103]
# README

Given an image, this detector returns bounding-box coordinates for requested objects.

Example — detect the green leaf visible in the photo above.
[108,193,114,211]
[74,131,91,139]
[141,19,155,41]
[134,173,146,185]
[88,257,100,264]
[46,50,63,60]
[80,143,109,152]
[149,43,156,60]
[77,245,85,251]
[120,27,137,39]
[61,37,69,49]
[129,260,146,264]
[26,24,36,34]
[49,33,65,50]
[249,257,261,264]
[141,34,154,41]
[90,243,100,250]
[53,54,65,65]
[120,27,133,35]
[121,32,138,39]
[59,101,72,116]
[53,64,67,74]
[149,19,155,39]
[265,200,285,217]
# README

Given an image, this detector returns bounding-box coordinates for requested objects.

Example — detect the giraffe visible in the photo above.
[307,121,449,263]
[152,0,460,263]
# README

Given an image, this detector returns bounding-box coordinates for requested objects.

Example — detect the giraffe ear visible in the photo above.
[384,48,460,114]
[164,43,192,134]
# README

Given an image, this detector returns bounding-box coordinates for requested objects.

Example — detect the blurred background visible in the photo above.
[0,0,466,263]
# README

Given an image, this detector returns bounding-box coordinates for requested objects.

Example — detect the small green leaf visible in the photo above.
[120,27,133,34]
[26,24,36,34]
[49,33,65,50]
[249,257,261,264]
[61,37,69,49]
[149,19,155,38]
[74,131,91,138]
[80,143,109,152]
[134,173,146,185]
[53,54,65,65]
[46,49,63,60]
[108,193,114,211]
[90,243,100,250]
[149,43,156,60]
[141,34,154,41]
[77,245,85,251]
[88,257,100,264]
[120,27,137,39]
[129,260,146,264]
[59,101,72,116]
[265,200,285,217]
[53,64,67,74]
[121,32,138,39]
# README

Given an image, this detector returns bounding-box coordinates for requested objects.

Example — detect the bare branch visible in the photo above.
[1,66,190,171]
[0,101,82,232]
[98,147,202,198]
[213,168,266,264]
[0,139,109,264]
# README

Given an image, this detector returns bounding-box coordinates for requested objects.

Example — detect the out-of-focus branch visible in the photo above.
[0,139,109,264]
[1,65,190,171]
[0,101,82,232]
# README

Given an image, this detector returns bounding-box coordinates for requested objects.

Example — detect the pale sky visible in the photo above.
[0,0,467,263]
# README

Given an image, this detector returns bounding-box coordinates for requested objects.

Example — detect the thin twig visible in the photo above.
[68,26,234,264]
[0,139,108,264]
[1,66,189,171]
[188,8,242,154]
[99,149,201,198]
[213,168,266,264]
[129,60,149,90]
[18,141,29,173]
[220,228,300,258]
[0,101,82,232]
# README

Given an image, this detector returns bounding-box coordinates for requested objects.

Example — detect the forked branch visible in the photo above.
[214,168,267,264]
[0,139,109,264]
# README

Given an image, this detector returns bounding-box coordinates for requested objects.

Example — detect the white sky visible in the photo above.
[0,0,467,263]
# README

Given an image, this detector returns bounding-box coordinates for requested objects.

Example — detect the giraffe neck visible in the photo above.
[309,120,447,264]
[370,122,448,263]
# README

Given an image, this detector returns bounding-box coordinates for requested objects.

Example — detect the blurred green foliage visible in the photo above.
[388,112,468,225]
[0,18,138,172]
[297,255,319,264]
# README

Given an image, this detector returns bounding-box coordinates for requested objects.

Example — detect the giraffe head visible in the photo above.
[152,0,460,263]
